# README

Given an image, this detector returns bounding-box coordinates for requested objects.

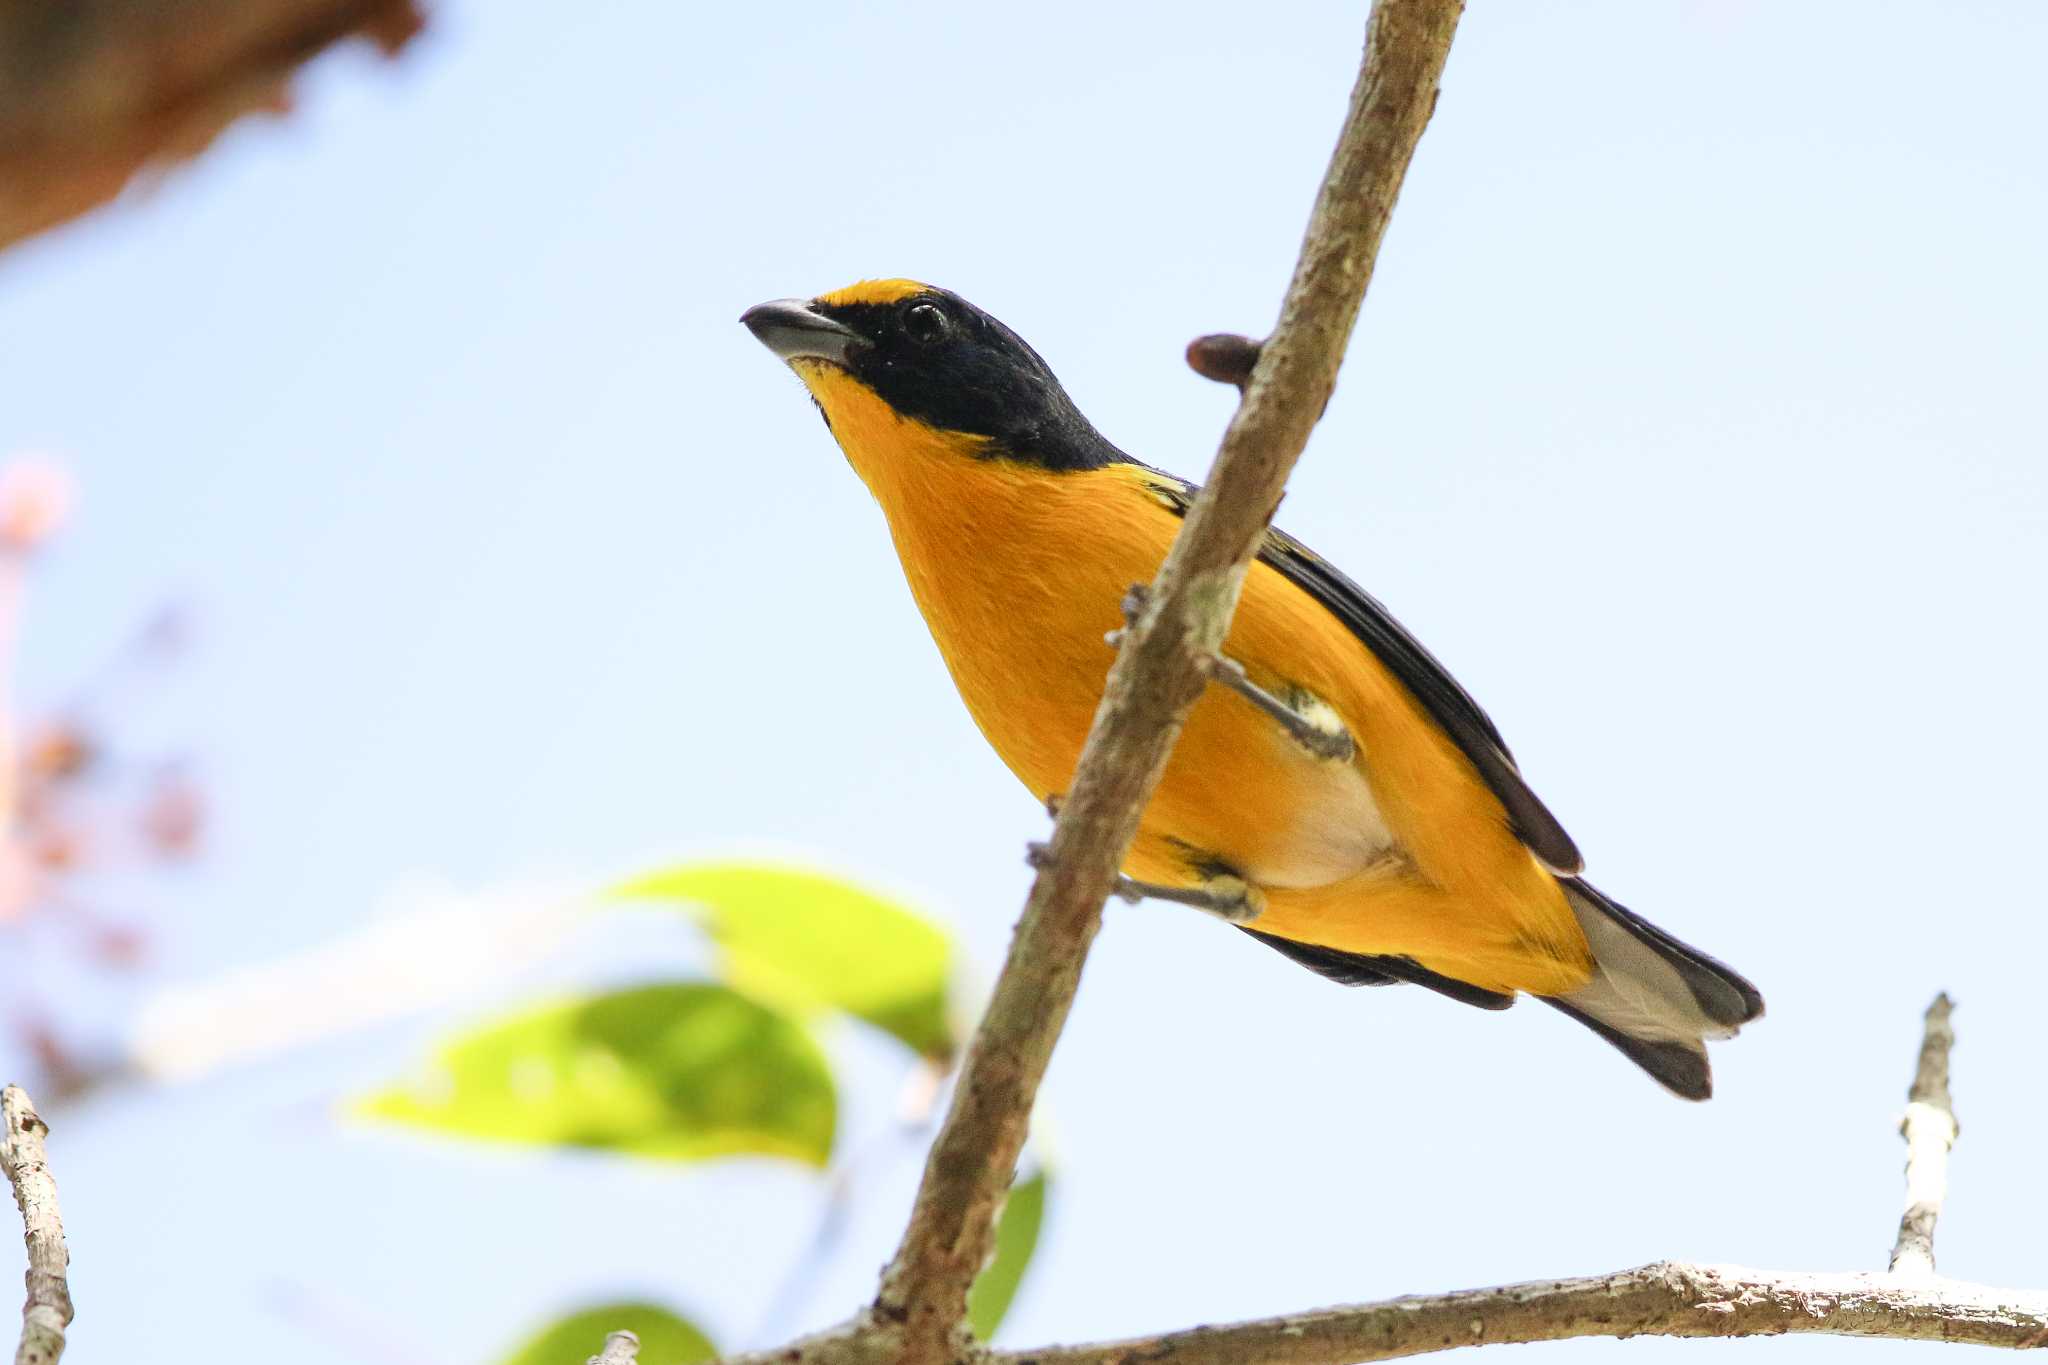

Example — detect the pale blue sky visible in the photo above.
[3,2,2045,1361]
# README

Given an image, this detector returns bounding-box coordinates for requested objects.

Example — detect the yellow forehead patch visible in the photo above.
[815,277,932,308]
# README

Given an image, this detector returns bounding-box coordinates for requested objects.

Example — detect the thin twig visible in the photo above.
[1891,992,1958,1275]
[1,1086,70,1365]
[866,4,1464,1362]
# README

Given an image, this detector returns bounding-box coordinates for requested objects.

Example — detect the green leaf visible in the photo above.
[612,862,956,1060]
[499,1302,715,1365]
[966,1166,1050,1341]
[359,983,835,1166]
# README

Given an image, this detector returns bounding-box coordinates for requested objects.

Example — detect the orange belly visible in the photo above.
[798,363,1592,996]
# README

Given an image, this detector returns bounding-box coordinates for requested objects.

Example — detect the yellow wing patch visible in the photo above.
[816,277,931,308]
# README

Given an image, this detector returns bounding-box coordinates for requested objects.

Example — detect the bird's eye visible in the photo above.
[902,301,949,345]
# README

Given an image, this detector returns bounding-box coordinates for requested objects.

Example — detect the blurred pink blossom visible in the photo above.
[0,456,75,553]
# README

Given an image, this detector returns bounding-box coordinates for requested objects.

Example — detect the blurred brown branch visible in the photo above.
[1,1085,70,1365]
[0,0,424,252]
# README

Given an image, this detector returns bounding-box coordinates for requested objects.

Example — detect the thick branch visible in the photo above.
[0,0,423,253]
[1,1086,70,1365]
[869,3,1464,1360]
[1891,992,1958,1275]
[998,1263,2048,1364]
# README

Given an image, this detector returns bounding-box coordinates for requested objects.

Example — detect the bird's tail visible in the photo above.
[1541,878,1764,1101]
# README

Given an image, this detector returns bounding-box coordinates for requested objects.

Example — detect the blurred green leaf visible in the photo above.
[499,1302,714,1365]
[612,862,955,1060]
[966,1166,1049,1340]
[359,983,835,1165]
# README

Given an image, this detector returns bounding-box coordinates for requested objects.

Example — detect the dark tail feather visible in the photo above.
[1544,879,1765,1101]
[1541,997,1715,1100]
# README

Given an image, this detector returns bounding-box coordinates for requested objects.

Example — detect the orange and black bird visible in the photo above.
[742,279,1763,1099]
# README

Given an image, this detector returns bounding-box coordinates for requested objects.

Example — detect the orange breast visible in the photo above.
[791,361,1590,994]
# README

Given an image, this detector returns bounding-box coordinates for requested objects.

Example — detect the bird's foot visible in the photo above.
[1113,873,1265,926]
[1102,587,1356,765]
[1025,843,1264,925]
[1197,654,1357,763]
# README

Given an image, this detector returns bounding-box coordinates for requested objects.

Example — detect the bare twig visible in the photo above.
[1891,992,1958,1275]
[0,0,424,252]
[996,1263,2048,1363]
[867,4,1464,1362]
[587,1330,640,1365]
[1,1086,70,1365]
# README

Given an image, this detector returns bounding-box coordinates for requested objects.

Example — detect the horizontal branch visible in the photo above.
[999,1263,2048,1364]
[2,1086,71,1365]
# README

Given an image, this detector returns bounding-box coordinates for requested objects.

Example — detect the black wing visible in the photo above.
[1137,470,1583,874]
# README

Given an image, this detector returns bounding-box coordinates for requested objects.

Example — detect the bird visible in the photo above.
[741,278,1763,1099]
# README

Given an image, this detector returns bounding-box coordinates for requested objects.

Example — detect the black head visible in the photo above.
[742,280,1124,471]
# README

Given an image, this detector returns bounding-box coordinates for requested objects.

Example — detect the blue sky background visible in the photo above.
[3,1,2045,1360]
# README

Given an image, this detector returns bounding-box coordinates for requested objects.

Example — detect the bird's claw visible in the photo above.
[1113,874,1265,925]
[1104,591,1357,767]
[1197,653,1357,763]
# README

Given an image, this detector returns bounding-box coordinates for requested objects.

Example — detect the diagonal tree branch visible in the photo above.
[867,3,1465,1362]
[2,1086,70,1365]
[988,994,2047,1363]
[700,9,1466,1365]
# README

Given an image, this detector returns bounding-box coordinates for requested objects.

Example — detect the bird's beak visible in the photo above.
[741,298,866,367]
